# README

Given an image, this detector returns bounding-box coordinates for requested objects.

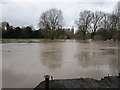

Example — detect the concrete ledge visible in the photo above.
[35,76,120,89]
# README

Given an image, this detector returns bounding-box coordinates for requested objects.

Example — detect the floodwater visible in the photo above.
[2,40,118,88]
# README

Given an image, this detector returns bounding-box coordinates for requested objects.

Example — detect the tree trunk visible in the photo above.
[51,30,54,40]
[83,32,86,40]
[51,35,54,40]
[91,32,95,40]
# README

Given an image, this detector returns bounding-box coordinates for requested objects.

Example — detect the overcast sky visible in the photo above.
[0,0,119,29]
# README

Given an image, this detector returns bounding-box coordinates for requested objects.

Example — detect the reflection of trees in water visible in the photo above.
[76,48,118,75]
[40,43,63,69]
[100,49,117,55]
[99,48,118,74]
[108,57,118,75]
[76,52,92,68]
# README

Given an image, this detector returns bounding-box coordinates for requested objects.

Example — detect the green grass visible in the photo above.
[2,38,49,40]
[1,38,74,40]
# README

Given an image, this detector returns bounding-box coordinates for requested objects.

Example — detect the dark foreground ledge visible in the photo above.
[35,76,120,89]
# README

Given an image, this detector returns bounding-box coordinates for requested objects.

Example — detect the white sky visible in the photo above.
[0,0,119,29]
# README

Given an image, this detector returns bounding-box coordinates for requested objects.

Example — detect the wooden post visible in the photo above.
[44,75,50,90]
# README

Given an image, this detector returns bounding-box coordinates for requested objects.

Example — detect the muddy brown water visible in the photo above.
[2,40,118,88]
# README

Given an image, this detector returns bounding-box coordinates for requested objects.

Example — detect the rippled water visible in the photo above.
[2,40,118,88]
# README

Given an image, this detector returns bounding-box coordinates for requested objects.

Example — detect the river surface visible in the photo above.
[2,40,118,88]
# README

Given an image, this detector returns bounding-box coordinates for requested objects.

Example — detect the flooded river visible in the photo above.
[2,40,118,88]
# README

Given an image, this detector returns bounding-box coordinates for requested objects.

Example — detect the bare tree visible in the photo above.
[99,12,118,40]
[110,14,118,29]
[75,10,92,40]
[97,13,112,40]
[0,21,9,30]
[100,13,111,30]
[109,14,118,40]
[90,11,104,40]
[39,8,63,40]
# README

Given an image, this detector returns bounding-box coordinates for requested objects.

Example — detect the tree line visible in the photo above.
[1,8,120,41]
[1,21,74,39]
[75,10,119,41]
